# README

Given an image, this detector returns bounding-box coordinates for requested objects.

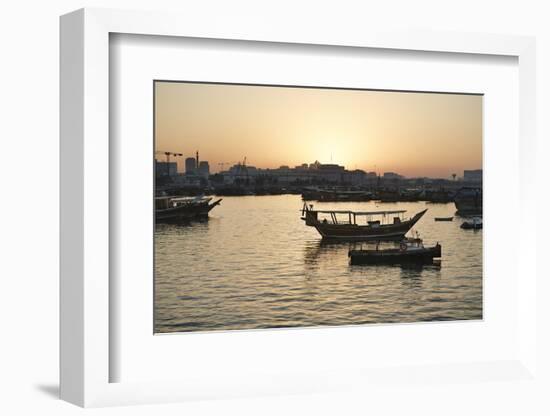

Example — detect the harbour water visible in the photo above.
[154,195,482,333]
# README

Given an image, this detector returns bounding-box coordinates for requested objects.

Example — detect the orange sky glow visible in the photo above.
[155,81,482,178]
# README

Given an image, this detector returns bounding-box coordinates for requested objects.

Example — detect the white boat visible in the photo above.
[460,216,482,230]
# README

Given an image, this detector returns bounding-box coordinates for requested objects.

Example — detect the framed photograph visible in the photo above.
[152,80,483,335]
[60,8,538,407]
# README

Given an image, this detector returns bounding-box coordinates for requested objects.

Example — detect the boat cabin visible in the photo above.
[155,196,212,211]
[155,196,173,210]
[303,204,407,227]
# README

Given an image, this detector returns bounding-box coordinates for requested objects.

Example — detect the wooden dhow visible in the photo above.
[155,195,222,222]
[301,203,427,241]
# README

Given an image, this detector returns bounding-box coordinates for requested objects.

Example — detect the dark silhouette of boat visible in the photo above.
[301,187,373,202]
[424,188,454,203]
[348,237,441,265]
[317,190,373,202]
[155,196,222,222]
[213,186,252,196]
[301,203,427,241]
[454,187,482,215]
[460,217,482,230]
[434,217,453,221]
[375,188,427,202]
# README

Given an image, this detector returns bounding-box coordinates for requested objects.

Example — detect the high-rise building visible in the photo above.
[155,160,177,177]
[185,157,196,174]
[198,161,210,177]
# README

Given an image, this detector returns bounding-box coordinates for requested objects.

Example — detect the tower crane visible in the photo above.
[155,151,183,175]
[217,161,240,172]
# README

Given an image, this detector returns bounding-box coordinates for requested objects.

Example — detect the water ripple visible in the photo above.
[155,196,482,333]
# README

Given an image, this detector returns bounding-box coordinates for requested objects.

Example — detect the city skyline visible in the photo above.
[155,155,480,180]
[155,82,482,178]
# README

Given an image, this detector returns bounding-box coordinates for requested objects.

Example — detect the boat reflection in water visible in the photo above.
[304,238,442,270]
[302,239,349,268]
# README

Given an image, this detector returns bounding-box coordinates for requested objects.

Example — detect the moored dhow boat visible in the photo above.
[301,187,373,202]
[155,195,222,222]
[316,189,373,202]
[434,216,453,221]
[301,203,427,241]
[454,187,482,215]
[348,236,441,265]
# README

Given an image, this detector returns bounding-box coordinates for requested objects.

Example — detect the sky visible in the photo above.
[155,81,482,178]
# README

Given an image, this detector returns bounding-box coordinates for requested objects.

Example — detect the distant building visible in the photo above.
[383,172,403,180]
[316,163,345,182]
[198,161,210,177]
[344,169,367,185]
[185,157,196,175]
[218,160,363,185]
[464,169,482,182]
[155,160,177,177]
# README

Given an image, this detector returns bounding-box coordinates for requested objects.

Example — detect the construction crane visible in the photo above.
[233,156,247,173]
[155,151,183,176]
[217,161,240,172]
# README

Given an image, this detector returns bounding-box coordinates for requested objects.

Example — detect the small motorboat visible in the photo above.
[460,217,482,230]
[434,217,453,222]
[348,235,441,265]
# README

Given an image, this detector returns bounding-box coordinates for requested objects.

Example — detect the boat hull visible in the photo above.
[349,245,441,265]
[309,209,427,241]
[302,190,373,202]
[454,188,482,215]
[314,223,412,241]
[460,222,482,230]
[156,199,222,222]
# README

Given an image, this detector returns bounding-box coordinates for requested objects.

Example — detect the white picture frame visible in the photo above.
[60,8,537,408]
